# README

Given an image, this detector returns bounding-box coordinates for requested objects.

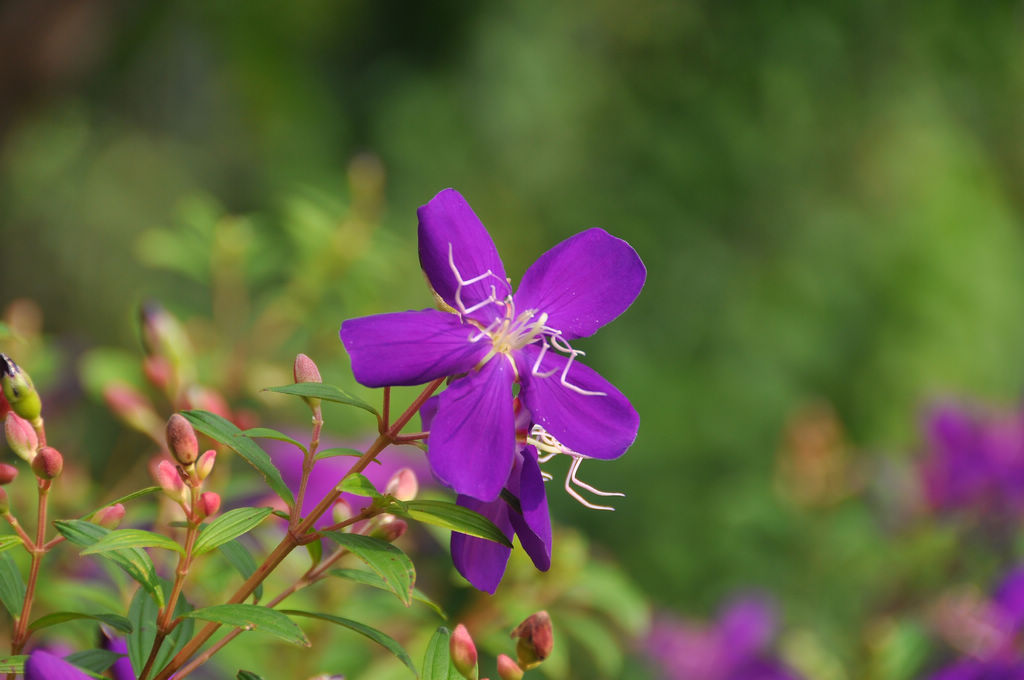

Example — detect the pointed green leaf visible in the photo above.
[0,656,27,674]
[306,536,323,568]
[390,500,512,546]
[65,649,124,674]
[330,569,446,619]
[0,535,23,554]
[80,487,161,521]
[264,383,379,417]
[218,540,263,603]
[338,473,380,498]
[323,532,415,607]
[183,604,310,646]
[241,427,306,454]
[127,585,193,676]
[280,610,416,677]
[182,410,295,506]
[421,627,460,680]
[193,507,273,555]
[315,446,372,462]
[0,554,25,617]
[81,529,183,555]
[53,520,164,608]
[237,672,265,680]
[29,611,133,634]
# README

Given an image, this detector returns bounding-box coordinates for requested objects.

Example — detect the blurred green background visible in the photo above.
[3,1,1024,673]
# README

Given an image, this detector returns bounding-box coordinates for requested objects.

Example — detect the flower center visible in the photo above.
[472,300,549,367]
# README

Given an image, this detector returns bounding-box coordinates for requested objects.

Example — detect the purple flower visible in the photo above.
[340,189,645,502]
[929,659,1024,680]
[645,597,802,680]
[102,632,135,680]
[24,650,92,680]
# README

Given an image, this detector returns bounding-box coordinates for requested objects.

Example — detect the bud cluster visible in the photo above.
[449,613,552,680]
[1,355,63,483]
[152,413,220,521]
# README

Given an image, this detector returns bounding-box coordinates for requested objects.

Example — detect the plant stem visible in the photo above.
[291,405,324,529]
[152,377,444,680]
[9,479,51,657]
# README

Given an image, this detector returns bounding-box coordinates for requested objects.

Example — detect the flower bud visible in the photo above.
[143,356,174,391]
[4,412,38,462]
[0,464,17,485]
[196,449,216,481]
[385,468,418,502]
[103,383,162,437]
[496,655,523,680]
[153,459,189,505]
[139,301,193,373]
[371,517,407,543]
[94,504,125,529]
[332,498,354,525]
[32,446,63,480]
[198,492,221,519]
[450,624,478,680]
[511,611,553,670]
[184,386,231,419]
[165,414,198,466]
[293,354,323,384]
[0,354,41,422]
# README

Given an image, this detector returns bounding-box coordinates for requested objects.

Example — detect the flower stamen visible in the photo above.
[527,425,624,511]
[447,243,505,317]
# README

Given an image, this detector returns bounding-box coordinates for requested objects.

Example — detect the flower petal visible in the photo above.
[507,446,551,571]
[340,309,487,387]
[418,189,511,323]
[24,651,91,680]
[427,358,516,500]
[451,494,513,594]
[514,228,645,340]
[518,345,638,460]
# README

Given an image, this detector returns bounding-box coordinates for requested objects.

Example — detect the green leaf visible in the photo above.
[241,427,306,454]
[264,383,379,417]
[126,585,193,677]
[391,500,512,547]
[183,604,310,646]
[280,610,416,677]
[315,446,373,462]
[0,554,25,617]
[0,535,23,554]
[65,649,124,674]
[193,507,273,555]
[182,410,295,506]
[323,532,415,607]
[81,529,184,555]
[237,672,265,680]
[338,473,380,498]
[217,540,263,603]
[54,520,164,608]
[421,627,460,680]
[80,486,161,520]
[306,537,323,568]
[29,611,133,634]
[330,569,446,619]
[0,656,27,674]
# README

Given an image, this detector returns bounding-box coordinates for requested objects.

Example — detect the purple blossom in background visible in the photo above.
[341,188,645,502]
[102,632,135,680]
[919,403,1024,517]
[645,596,802,680]
[24,650,92,680]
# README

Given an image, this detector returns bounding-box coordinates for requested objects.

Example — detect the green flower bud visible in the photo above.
[511,611,553,671]
[0,354,41,422]
[4,412,38,462]
[450,624,478,680]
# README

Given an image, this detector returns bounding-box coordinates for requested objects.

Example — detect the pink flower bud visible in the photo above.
[496,655,524,680]
[511,611,553,670]
[184,386,231,419]
[198,492,221,519]
[153,459,189,504]
[103,383,162,437]
[385,467,418,502]
[31,446,63,480]
[450,624,478,680]
[196,449,216,481]
[372,518,407,543]
[4,412,38,462]
[94,504,126,529]
[0,464,17,485]
[165,414,198,466]
[293,354,323,384]
[332,498,354,525]
[143,356,173,391]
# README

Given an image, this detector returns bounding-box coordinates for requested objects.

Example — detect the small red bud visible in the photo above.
[496,655,524,680]
[198,492,221,518]
[32,446,63,480]
[0,463,17,485]
[165,414,198,465]
[450,624,478,680]
[4,412,37,462]
[196,449,216,481]
[153,459,189,505]
[385,467,418,502]
[332,498,354,525]
[94,504,126,529]
[374,518,407,543]
[293,353,323,384]
[511,611,553,670]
